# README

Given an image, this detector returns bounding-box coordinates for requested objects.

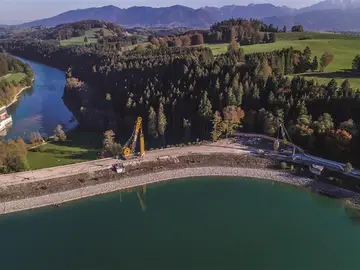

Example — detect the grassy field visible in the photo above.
[0,72,27,83]
[207,32,360,89]
[27,130,103,170]
[60,28,116,46]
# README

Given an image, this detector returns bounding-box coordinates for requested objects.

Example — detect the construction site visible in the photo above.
[1,116,360,214]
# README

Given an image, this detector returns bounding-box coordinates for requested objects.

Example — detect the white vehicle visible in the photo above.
[112,164,125,173]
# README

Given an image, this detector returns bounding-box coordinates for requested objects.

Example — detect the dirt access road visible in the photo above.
[0,141,248,187]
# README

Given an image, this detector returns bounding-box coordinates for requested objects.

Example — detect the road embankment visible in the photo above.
[1,152,360,215]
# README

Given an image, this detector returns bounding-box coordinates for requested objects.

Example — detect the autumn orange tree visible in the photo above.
[326,129,352,153]
[211,106,245,141]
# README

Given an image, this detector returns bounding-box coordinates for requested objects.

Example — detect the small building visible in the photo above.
[0,106,12,133]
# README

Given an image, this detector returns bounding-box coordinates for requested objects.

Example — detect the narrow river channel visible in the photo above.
[1,176,360,269]
[2,57,76,141]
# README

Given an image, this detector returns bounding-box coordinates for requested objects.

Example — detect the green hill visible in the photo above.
[208,32,360,89]
[60,28,116,46]
[1,72,27,83]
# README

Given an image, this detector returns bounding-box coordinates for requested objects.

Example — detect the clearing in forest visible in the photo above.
[0,72,27,83]
[207,32,360,89]
[60,28,116,46]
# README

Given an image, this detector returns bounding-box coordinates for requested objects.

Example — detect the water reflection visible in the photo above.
[120,185,147,211]
[345,207,360,225]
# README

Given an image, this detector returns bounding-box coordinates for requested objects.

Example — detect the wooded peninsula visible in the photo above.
[1,18,360,173]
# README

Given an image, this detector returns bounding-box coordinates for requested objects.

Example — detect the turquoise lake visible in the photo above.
[0,176,360,269]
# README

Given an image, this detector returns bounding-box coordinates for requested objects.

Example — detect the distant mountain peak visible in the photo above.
[300,0,360,12]
[17,3,360,32]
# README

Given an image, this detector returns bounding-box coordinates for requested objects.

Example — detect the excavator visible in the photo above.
[121,116,145,160]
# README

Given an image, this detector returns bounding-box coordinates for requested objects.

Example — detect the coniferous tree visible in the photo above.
[198,91,213,119]
[340,79,352,93]
[234,83,243,107]
[226,87,237,106]
[211,111,223,141]
[199,91,213,134]
[157,102,167,146]
[327,79,338,97]
[311,56,319,71]
[263,32,269,43]
[183,119,192,142]
[269,33,276,43]
[148,106,158,139]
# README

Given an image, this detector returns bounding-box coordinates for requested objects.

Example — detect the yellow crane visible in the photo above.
[122,116,145,159]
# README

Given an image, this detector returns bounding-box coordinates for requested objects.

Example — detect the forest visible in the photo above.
[0,52,31,76]
[0,53,33,106]
[26,20,125,41]
[1,27,360,167]
[152,19,278,46]
[207,18,278,44]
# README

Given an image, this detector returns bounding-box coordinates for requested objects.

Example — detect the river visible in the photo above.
[1,176,360,269]
[1,57,76,140]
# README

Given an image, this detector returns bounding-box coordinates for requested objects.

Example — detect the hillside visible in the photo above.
[18,4,360,31]
[0,53,33,107]
[208,32,360,88]
[202,4,294,21]
[298,0,360,13]
[263,8,360,31]
[21,5,214,29]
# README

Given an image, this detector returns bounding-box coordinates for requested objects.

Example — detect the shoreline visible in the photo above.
[5,78,34,108]
[2,166,360,215]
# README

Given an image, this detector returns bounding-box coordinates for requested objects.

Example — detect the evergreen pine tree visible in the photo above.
[311,56,319,71]
[148,106,158,138]
[211,111,223,141]
[340,79,352,93]
[199,91,213,119]
[157,103,167,145]
[226,87,237,106]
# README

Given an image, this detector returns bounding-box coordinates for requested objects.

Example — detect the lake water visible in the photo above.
[1,176,360,270]
[1,57,76,141]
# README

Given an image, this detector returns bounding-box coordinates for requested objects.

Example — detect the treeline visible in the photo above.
[28,20,126,41]
[0,52,31,76]
[147,33,205,48]
[207,18,277,44]
[2,38,360,164]
[0,39,106,71]
[149,18,277,48]
[246,46,332,75]
[101,35,138,47]
[0,53,33,106]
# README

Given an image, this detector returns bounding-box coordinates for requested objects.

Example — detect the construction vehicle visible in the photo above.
[122,116,145,159]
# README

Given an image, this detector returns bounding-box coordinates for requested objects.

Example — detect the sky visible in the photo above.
[0,0,322,25]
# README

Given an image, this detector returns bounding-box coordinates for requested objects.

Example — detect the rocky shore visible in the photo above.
[1,153,360,215]
[5,78,34,108]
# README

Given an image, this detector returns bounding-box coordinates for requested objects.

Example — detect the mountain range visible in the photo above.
[20,0,360,31]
